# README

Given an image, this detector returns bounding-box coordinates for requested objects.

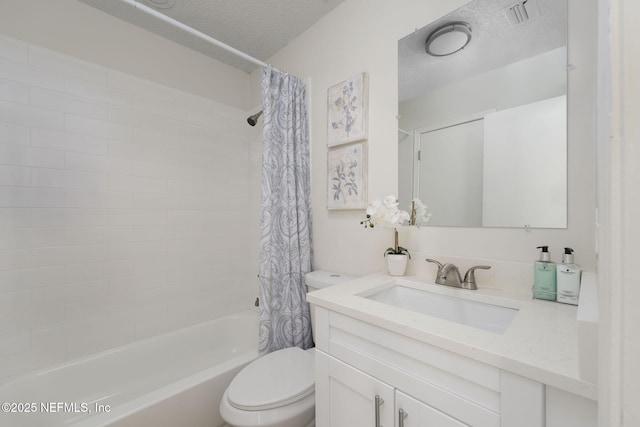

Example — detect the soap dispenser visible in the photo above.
[533,246,556,301]
[557,247,581,305]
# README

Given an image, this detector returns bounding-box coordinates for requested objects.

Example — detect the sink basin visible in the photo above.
[365,284,518,334]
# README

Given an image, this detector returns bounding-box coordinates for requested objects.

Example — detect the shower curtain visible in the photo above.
[258,66,314,354]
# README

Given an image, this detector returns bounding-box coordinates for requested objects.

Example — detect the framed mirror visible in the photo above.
[398,0,568,228]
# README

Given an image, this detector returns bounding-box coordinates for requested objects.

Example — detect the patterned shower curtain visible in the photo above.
[258,66,314,354]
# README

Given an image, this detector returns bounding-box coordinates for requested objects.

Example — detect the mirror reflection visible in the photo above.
[398,0,568,228]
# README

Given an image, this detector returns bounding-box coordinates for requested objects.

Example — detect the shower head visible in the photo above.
[247,110,263,126]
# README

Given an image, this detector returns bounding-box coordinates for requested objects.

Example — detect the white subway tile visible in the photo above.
[28,45,107,85]
[0,330,31,358]
[108,241,169,262]
[27,228,67,248]
[0,208,31,228]
[0,143,64,169]
[0,187,65,208]
[0,35,28,62]
[133,160,166,178]
[134,94,190,122]
[0,122,30,145]
[0,248,31,271]
[31,128,109,155]
[102,226,135,243]
[32,168,109,190]
[135,311,188,340]
[31,244,110,268]
[65,260,135,284]
[109,140,166,163]
[109,209,167,226]
[108,156,135,175]
[65,114,132,141]
[64,77,134,107]
[64,151,112,173]
[132,127,176,148]
[108,70,167,100]
[108,105,176,134]
[165,86,216,112]
[132,225,171,241]
[166,179,208,196]
[0,57,64,90]
[134,255,181,274]
[0,165,30,186]
[109,174,166,193]
[0,228,29,250]
[0,309,31,336]
[133,193,170,210]
[0,327,66,380]
[171,121,214,143]
[0,100,64,130]
[30,87,108,120]
[65,313,135,359]
[31,208,108,227]
[65,189,133,209]
[0,78,29,104]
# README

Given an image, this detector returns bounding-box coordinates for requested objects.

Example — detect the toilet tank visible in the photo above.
[305,271,354,344]
[305,270,354,293]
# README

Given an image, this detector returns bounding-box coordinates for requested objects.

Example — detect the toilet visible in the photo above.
[220,271,353,427]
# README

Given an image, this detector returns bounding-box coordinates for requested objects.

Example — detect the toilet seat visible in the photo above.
[227,347,315,411]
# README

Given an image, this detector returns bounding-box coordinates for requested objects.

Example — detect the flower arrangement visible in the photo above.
[360,195,412,258]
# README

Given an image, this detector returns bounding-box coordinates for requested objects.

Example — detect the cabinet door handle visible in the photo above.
[399,408,407,427]
[374,395,384,427]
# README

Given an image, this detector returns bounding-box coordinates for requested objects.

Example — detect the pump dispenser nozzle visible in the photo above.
[536,245,551,262]
[562,247,574,264]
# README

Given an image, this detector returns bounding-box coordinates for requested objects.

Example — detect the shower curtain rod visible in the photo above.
[120,0,269,69]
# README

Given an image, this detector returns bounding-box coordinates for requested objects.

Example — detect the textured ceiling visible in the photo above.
[399,0,567,102]
[79,0,345,73]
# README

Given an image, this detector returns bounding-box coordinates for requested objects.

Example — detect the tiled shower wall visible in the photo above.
[0,34,256,380]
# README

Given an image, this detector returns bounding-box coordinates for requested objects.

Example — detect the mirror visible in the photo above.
[398,0,567,228]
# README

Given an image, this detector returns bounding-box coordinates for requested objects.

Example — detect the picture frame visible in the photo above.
[327,72,369,147]
[327,142,367,210]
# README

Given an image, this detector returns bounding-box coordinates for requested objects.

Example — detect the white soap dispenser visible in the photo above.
[557,247,581,305]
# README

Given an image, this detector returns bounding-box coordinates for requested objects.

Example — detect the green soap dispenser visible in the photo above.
[533,246,557,300]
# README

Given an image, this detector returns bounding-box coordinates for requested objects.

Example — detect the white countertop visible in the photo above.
[307,272,597,400]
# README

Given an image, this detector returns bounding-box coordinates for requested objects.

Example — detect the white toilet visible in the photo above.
[220,271,353,427]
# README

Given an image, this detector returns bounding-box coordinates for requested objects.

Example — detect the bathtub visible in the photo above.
[0,310,258,427]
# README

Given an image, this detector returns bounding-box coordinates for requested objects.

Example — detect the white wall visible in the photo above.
[255,0,596,285]
[0,31,256,380]
[0,0,249,110]
[597,0,640,425]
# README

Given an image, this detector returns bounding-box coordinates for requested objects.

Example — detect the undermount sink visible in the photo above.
[365,284,518,334]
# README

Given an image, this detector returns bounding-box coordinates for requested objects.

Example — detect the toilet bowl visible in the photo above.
[220,271,353,427]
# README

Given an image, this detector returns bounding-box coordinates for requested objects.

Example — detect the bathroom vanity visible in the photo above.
[307,274,597,427]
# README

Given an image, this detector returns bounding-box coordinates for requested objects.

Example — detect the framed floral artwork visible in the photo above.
[327,142,367,210]
[327,72,369,147]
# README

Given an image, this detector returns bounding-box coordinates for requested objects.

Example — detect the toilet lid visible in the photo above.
[227,347,315,411]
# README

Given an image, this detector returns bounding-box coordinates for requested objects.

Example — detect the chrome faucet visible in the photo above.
[425,259,491,290]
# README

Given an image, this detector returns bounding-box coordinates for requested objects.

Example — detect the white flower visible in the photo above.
[383,195,399,209]
[364,195,410,228]
[412,198,432,226]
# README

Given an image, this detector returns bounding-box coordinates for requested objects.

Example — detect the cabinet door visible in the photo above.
[315,351,394,427]
[396,390,469,427]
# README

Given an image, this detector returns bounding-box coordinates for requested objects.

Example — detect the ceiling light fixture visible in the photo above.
[142,0,175,9]
[425,22,472,57]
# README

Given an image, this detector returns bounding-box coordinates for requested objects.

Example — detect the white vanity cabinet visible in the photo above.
[316,351,471,427]
[396,390,469,427]
[312,306,596,427]
[315,351,394,427]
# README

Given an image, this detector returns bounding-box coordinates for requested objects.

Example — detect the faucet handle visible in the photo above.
[462,265,491,290]
[425,258,443,269]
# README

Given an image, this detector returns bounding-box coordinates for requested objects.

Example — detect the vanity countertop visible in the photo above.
[307,272,597,400]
